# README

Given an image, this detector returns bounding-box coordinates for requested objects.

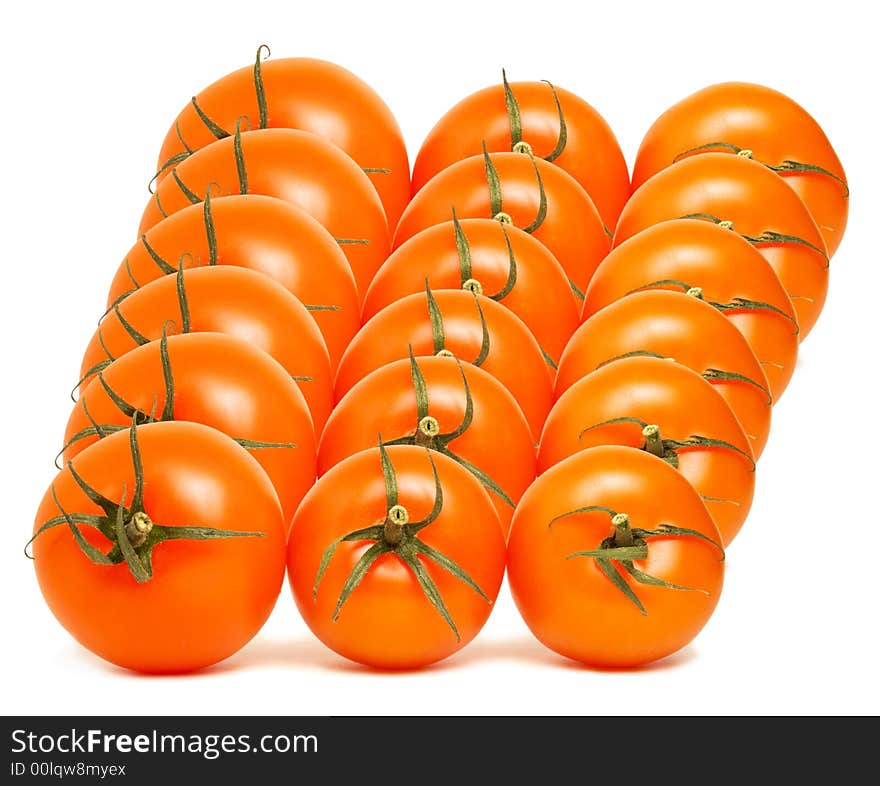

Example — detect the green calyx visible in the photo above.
[481,140,547,234]
[312,441,491,640]
[549,506,723,615]
[451,208,517,301]
[500,69,568,162]
[28,419,263,584]
[424,281,490,367]
[578,416,755,472]
[382,348,515,507]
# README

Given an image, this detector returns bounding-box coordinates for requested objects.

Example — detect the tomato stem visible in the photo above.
[462,278,483,295]
[686,286,704,299]
[124,511,154,548]
[612,513,634,547]
[383,504,409,546]
[642,425,666,458]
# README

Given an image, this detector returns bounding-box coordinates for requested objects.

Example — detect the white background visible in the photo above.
[1,0,877,716]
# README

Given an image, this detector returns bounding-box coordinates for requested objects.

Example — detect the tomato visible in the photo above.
[632,82,848,256]
[556,291,772,459]
[412,74,630,231]
[154,48,410,229]
[507,445,724,668]
[584,219,799,401]
[31,421,286,673]
[319,354,535,534]
[107,194,359,372]
[363,217,579,367]
[334,288,553,441]
[394,149,610,301]
[614,152,828,338]
[79,266,332,435]
[139,127,390,298]
[287,444,506,669]
[63,332,315,528]
[539,356,754,546]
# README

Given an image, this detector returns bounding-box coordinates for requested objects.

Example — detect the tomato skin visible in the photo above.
[632,82,848,256]
[139,128,390,299]
[584,219,799,401]
[412,80,630,231]
[155,55,410,229]
[334,289,553,442]
[287,445,506,669]
[394,151,610,300]
[107,195,359,373]
[614,152,828,338]
[64,333,316,528]
[80,266,332,435]
[363,218,580,365]
[539,356,754,545]
[557,291,772,459]
[33,422,286,673]
[319,356,535,534]
[507,445,724,668]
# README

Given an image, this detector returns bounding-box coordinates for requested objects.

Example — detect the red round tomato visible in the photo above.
[539,356,755,545]
[287,444,506,669]
[64,332,316,527]
[412,75,630,231]
[139,127,389,298]
[108,194,359,372]
[79,266,333,435]
[32,421,286,673]
[585,219,800,401]
[632,82,848,256]
[364,217,579,367]
[319,354,535,534]
[394,149,610,301]
[154,48,411,229]
[556,290,772,459]
[508,445,724,668]
[614,152,829,338]
[334,288,553,441]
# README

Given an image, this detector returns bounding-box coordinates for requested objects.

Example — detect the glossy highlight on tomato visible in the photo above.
[288,444,506,669]
[508,445,724,668]
[154,49,410,228]
[32,421,286,673]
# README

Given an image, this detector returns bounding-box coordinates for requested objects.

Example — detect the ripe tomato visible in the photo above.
[334,288,553,441]
[107,194,359,372]
[412,74,630,231]
[614,152,828,338]
[632,82,848,256]
[154,48,410,229]
[363,217,579,366]
[31,421,286,673]
[319,354,535,534]
[507,445,724,668]
[539,356,754,546]
[556,291,772,459]
[584,219,799,401]
[394,149,610,300]
[287,444,506,669]
[79,266,332,435]
[139,127,389,298]
[63,332,315,527]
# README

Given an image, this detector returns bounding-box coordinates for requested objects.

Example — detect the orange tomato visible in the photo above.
[287,444,506,669]
[614,153,829,338]
[154,49,411,229]
[363,217,579,366]
[508,445,724,668]
[107,194,359,372]
[139,127,389,299]
[64,332,316,527]
[334,289,553,442]
[319,354,535,534]
[32,421,286,673]
[556,291,772,459]
[632,82,848,256]
[394,149,610,301]
[412,75,629,231]
[79,266,332,435]
[584,219,799,401]
[539,356,754,545]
